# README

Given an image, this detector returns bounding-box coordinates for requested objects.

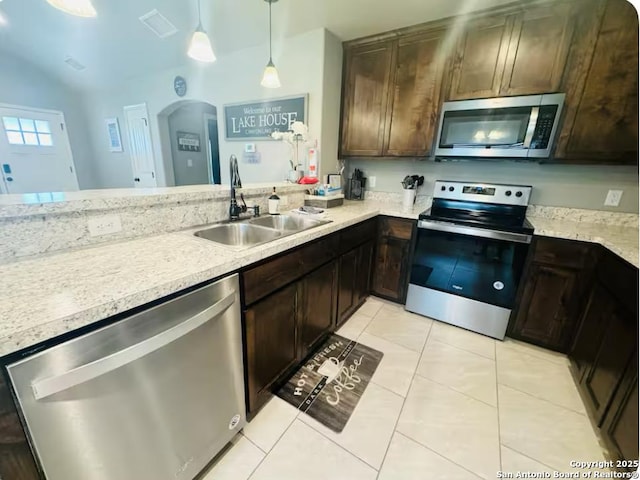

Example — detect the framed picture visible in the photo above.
[177,131,201,152]
[105,118,123,152]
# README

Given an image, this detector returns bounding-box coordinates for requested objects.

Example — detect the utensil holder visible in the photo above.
[402,189,416,211]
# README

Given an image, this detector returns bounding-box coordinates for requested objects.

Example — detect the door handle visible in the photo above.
[31,292,236,400]
[134,177,140,182]
[6,177,13,182]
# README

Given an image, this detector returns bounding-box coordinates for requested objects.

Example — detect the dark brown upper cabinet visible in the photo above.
[500,3,577,96]
[449,4,577,100]
[340,41,395,156]
[448,14,514,100]
[385,30,448,156]
[555,0,638,164]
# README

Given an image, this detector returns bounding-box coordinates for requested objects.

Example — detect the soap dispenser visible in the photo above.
[268,187,280,215]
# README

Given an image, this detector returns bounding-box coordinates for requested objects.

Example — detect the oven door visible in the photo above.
[409,220,531,309]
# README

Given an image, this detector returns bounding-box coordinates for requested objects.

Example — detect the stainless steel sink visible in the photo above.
[248,214,330,231]
[194,223,282,247]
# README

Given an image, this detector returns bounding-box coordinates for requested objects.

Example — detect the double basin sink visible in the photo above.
[194,214,331,247]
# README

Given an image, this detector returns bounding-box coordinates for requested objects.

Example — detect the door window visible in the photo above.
[2,117,54,146]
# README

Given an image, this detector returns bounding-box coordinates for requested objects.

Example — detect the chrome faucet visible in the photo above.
[229,154,259,221]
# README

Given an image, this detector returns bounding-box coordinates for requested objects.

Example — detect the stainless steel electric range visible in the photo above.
[405,180,534,340]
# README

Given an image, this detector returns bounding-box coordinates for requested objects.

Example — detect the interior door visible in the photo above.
[0,106,78,194]
[124,104,157,188]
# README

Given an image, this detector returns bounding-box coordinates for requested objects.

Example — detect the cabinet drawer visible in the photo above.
[379,216,414,240]
[533,236,594,269]
[243,234,339,306]
[339,218,377,253]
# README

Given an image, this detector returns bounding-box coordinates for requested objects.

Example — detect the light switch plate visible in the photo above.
[88,214,123,237]
[604,189,623,207]
[369,176,376,188]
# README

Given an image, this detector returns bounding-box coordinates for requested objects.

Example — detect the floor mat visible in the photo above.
[276,333,383,433]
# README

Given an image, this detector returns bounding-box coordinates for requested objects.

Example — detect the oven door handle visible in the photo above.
[418,220,532,244]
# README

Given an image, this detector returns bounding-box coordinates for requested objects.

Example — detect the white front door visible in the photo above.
[124,103,157,188]
[0,106,78,194]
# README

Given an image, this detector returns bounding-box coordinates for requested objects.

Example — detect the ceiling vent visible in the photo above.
[64,56,86,71]
[139,9,178,39]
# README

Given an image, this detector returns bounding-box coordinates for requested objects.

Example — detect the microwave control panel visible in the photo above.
[530,105,559,149]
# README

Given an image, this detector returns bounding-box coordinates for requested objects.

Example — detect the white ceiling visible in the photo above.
[0,0,516,90]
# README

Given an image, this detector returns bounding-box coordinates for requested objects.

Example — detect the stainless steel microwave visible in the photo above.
[434,93,565,159]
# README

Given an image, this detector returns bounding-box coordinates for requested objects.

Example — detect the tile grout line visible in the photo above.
[245,411,299,480]
[499,442,565,473]
[394,431,484,480]
[428,334,497,361]
[412,370,498,410]
[495,339,503,472]
[496,382,587,416]
[374,318,434,480]
[240,432,268,455]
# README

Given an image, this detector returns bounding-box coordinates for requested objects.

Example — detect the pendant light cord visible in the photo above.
[197,0,202,29]
[268,0,273,60]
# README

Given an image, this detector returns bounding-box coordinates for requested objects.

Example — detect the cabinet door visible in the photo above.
[341,42,394,156]
[570,282,615,382]
[602,365,638,466]
[385,30,446,156]
[581,297,636,424]
[500,3,576,96]
[509,263,581,352]
[372,236,411,302]
[558,0,638,163]
[448,14,514,100]
[0,373,40,480]
[299,261,337,359]
[245,283,298,414]
[337,249,358,325]
[355,241,374,306]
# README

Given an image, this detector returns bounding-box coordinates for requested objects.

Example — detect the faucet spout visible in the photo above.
[229,155,243,221]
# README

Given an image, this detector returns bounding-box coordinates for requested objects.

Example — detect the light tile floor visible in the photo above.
[201,296,606,480]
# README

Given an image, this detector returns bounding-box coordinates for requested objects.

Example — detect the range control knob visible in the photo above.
[449,186,454,192]
[515,191,523,198]
[441,185,446,191]
[505,190,512,196]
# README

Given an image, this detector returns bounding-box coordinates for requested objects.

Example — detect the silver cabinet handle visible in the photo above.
[418,220,532,244]
[31,291,236,400]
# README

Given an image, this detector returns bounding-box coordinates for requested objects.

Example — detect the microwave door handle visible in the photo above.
[418,220,532,244]
[523,106,539,149]
[31,292,236,401]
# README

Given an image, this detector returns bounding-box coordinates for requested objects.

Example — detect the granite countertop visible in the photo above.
[527,216,639,268]
[1,199,637,358]
[0,201,420,357]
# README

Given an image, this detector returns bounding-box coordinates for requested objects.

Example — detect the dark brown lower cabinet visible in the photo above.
[602,363,638,467]
[508,236,596,352]
[568,248,638,468]
[371,216,415,303]
[299,261,337,359]
[0,373,39,480]
[244,283,299,415]
[337,240,375,326]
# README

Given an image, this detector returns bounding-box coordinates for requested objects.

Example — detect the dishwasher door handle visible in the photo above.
[31,291,236,400]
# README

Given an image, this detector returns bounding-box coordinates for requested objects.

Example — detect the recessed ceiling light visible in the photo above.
[139,9,178,39]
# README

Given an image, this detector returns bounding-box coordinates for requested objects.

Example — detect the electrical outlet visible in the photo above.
[369,176,377,188]
[604,189,623,207]
[88,214,122,237]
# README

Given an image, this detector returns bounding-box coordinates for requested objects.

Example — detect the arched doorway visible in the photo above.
[158,100,221,186]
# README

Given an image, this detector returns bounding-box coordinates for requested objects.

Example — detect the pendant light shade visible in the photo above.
[46,0,97,17]
[261,0,280,88]
[261,59,281,88]
[188,0,216,63]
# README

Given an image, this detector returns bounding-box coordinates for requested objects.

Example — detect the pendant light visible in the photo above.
[46,0,97,17]
[188,0,216,63]
[261,0,281,88]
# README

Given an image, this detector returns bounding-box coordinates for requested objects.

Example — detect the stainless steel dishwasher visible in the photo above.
[7,273,245,480]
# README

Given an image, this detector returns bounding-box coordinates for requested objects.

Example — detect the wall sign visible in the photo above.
[224,94,308,140]
[174,76,187,97]
[177,131,200,152]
